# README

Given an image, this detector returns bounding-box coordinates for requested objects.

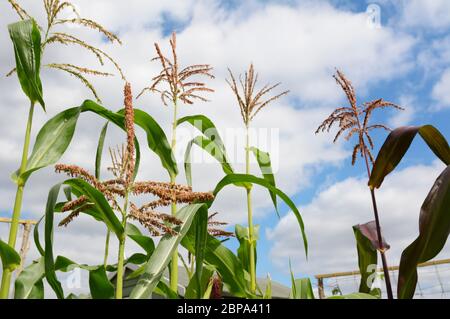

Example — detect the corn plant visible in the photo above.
[137,32,214,292]
[177,64,308,295]
[0,0,123,298]
[369,125,450,298]
[316,70,403,299]
[12,83,215,299]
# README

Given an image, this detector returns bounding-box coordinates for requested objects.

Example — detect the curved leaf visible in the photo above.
[194,205,208,298]
[130,204,206,299]
[8,19,44,109]
[80,100,142,179]
[185,266,214,299]
[125,223,155,255]
[0,239,21,272]
[184,136,234,186]
[64,179,124,238]
[177,114,226,152]
[44,183,65,299]
[369,125,450,189]
[95,122,109,179]
[353,222,378,294]
[33,217,44,256]
[12,107,81,184]
[14,257,45,299]
[211,174,308,257]
[133,109,178,178]
[398,165,450,299]
[89,266,115,299]
[54,256,114,299]
[249,147,278,214]
[182,218,250,298]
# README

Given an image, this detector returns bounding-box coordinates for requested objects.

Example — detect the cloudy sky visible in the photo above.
[1,0,449,297]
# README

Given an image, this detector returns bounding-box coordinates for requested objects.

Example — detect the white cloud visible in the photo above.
[267,161,450,284]
[397,0,450,30]
[388,95,416,127]
[432,69,450,110]
[0,0,418,281]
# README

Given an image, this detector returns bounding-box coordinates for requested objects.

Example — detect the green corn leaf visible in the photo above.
[154,280,179,299]
[14,257,45,299]
[369,125,450,189]
[53,256,114,299]
[33,217,44,256]
[263,274,272,299]
[290,278,315,299]
[95,122,109,179]
[12,107,81,185]
[80,100,142,179]
[185,266,214,299]
[328,293,377,299]
[43,183,65,299]
[398,165,450,299]
[211,174,308,257]
[89,266,115,299]
[8,19,45,109]
[181,217,250,298]
[194,205,209,298]
[0,239,21,272]
[249,147,278,214]
[130,204,206,299]
[64,179,124,237]
[184,136,234,186]
[235,224,259,275]
[125,223,155,255]
[177,114,227,152]
[353,222,384,294]
[133,109,178,178]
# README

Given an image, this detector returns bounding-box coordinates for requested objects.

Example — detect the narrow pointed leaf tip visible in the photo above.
[8,19,45,109]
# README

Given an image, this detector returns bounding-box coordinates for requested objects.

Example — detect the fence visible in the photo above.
[0,217,37,275]
[315,258,450,299]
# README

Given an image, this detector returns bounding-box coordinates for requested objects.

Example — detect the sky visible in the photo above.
[0,0,449,298]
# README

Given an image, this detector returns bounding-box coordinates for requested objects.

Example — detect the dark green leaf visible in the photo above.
[211,174,308,257]
[64,179,124,238]
[398,165,450,299]
[44,183,65,299]
[133,109,177,178]
[185,266,214,299]
[369,125,450,189]
[33,217,44,256]
[0,239,20,272]
[154,280,179,299]
[89,266,115,299]
[125,223,155,255]
[182,216,250,298]
[130,204,205,299]
[95,122,108,179]
[194,206,208,298]
[8,19,44,109]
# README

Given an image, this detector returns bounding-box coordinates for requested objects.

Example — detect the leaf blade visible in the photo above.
[398,165,450,299]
